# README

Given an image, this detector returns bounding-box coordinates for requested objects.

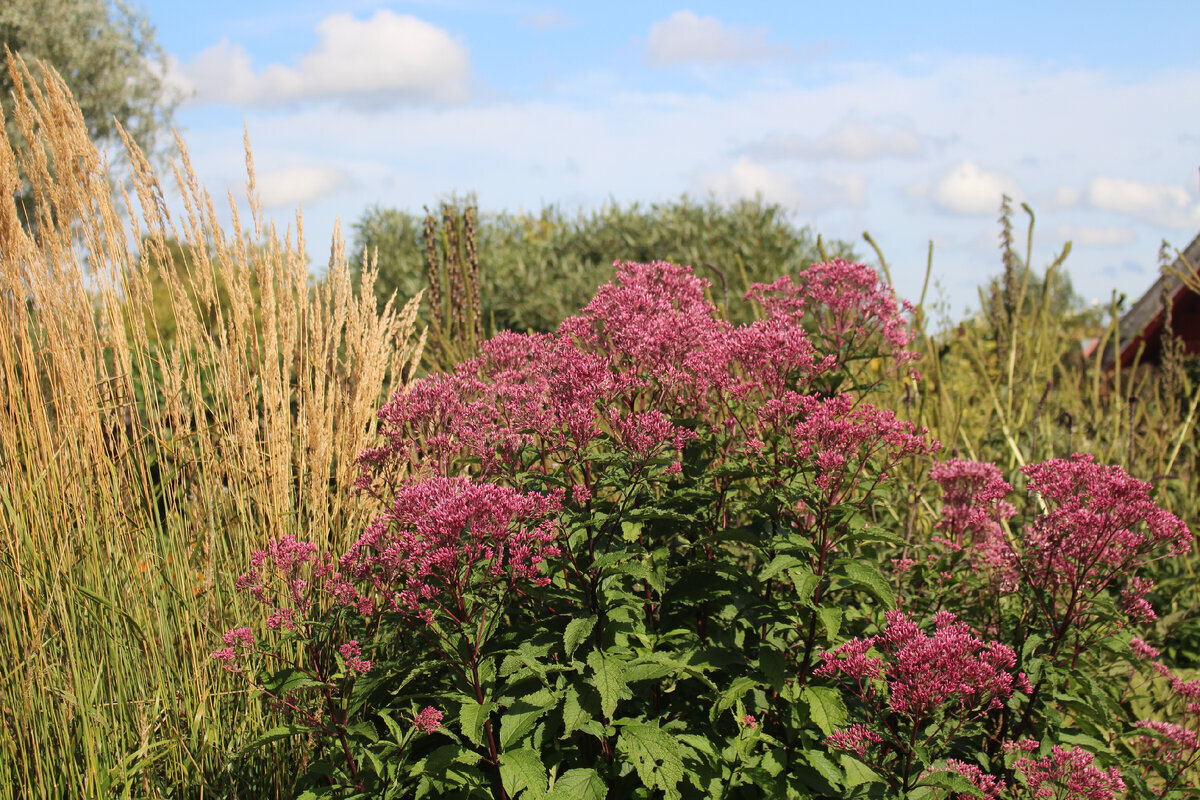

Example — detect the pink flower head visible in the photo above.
[559,260,734,410]
[819,612,1024,730]
[1013,745,1124,800]
[758,393,937,503]
[741,714,758,729]
[336,477,561,622]
[1134,720,1200,763]
[339,640,371,674]
[222,627,254,648]
[414,706,444,733]
[745,259,920,378]
[1019,454,1191,629]
[826,723,883,759]
[1129,637,1160,660]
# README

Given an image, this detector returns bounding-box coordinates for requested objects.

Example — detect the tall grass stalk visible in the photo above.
[0,55,422,796]
[881,199,1199,657]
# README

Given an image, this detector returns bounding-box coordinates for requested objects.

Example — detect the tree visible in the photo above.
[1,0,178,204]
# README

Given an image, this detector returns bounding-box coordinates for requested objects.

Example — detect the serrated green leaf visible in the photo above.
[839,754,882,787]
[621,520,643,542]
[789,567,819,602]
[760,554,804,581]
[817,606,842,645]
[499,747,548,800]
[717,676,757,714]
[836,560,895,609]
[587,650,630,720]
[918,770,985,798]
[559,618,592,662]
[376,710,405,744]
[546,768,606,800]
[561,684,590,737]
[618,723,685,800]
[806,750,842,786]
[459,698,493,748]
[500,689,555,750]
[802,686,847,736]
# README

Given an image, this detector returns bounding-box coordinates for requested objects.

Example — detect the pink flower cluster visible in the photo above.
[1011,745,1124,800]
[338,640,371,674]
[744,258,920,379]
[1021,454,1191,632]
[413,706,444,733]
[232,534,329,631]
[930,454,1192,636]
[779,393,936,499]
[328,477,561,624]
[818,611,1029,758]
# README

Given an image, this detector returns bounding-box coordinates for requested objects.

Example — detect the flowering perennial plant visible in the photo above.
[817,611,1029,794]
[215,258,1195,799]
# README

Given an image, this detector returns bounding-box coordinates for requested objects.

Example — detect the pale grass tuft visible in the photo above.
[0,53,422,796]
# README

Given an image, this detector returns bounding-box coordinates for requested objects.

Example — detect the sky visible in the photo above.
[132,0,1200,316]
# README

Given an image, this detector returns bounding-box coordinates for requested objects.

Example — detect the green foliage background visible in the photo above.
[351,195,855,335]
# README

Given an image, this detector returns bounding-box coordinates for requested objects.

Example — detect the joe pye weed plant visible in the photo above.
[218,254,1195,799]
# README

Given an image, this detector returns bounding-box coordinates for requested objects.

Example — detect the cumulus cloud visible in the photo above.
[256,165,350,209]
[1088,176,1200,229]
[742,119,927,162]
[178,11,471,107]
[930,160,1022,216]
[1057,224,1134,247]
[701,157,864,211]
[646,11,784,66]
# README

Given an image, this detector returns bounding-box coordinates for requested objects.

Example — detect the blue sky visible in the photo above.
[134,0,1200,314]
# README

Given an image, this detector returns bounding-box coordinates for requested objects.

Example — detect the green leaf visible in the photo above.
[245,724,308,751]
[802,686,847,736]
[261,667,328,695]
[621,520,644,542]
[839,755,882,788]
[919,770,985,798]
[817,607,843,645]
[617,723,685,800]
[789,567,819,602]
[500,689,555,750]
[758,644,786,692]
[561,684,590,737]
[561,617,594,658]
[760,554,804,581]
[805,751,843,787]
[499,748,548,800]
[835,560,896,609]
[546,768,606,800]
[717,676,757,714]
[587,649,630,720]
[459,698,493,748]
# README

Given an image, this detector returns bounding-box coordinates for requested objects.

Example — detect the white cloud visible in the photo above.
[744,119,926,161]
[930,161,1022,216]
[701,157,864,211]
[1088,176,1200,229]
[1057,224,1134,247]
[256,165,349,209]
[179,11,471,107]
[646,11,783,66]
